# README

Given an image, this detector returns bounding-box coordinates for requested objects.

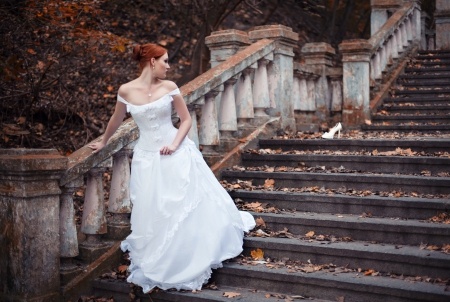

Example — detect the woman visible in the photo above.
[89,43,255,293]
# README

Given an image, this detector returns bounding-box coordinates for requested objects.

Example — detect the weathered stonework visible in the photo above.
[249,25,298,132]
[435,0,450,50]
[0,149,67,302]
[339,40,372,128]
[301,43,336,129]
[370,0,403,35]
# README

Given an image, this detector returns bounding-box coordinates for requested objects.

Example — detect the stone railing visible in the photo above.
[0,25,301,301]
[338,1,421,127]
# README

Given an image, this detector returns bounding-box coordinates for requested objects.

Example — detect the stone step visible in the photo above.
[404,66,450,73]
[371,114,450,124]
[229,189,449,220]
[418,50,450,55]
[222,170,450,195]
[243,237,450,279]
[384,96,450,105]
[400,80,450,86]
[416,54,450,59]
[248,211,450,245]
[240,153,450,174]
[399,74,450,79]
[361,124,450,133]
[213,262,450,302]
[379,105,450,114]
[408,60,450,65]
[92,279,328,302]
[258,138,450,153]
[393,88,450,96]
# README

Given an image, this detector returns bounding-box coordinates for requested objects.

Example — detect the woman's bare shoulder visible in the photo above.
[161,80,178,91]
[118,80,138,98]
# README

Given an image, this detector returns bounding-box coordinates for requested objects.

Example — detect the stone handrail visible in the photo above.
[368,1,421,85]
[57,28,294,276]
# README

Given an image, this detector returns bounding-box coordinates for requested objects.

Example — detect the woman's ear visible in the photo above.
[150,58,155,67]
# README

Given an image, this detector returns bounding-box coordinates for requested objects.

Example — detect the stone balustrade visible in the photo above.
[339,1,421,127]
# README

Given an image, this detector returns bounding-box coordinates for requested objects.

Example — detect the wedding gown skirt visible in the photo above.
[117,89,255,292]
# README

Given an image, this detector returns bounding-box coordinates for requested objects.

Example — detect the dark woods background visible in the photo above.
[0,0,435,153]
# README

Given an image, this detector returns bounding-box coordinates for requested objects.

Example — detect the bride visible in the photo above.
[89,43,255,293]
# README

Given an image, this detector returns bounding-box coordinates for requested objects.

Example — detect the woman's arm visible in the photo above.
[160,94,192,155]
[88,101,127,153]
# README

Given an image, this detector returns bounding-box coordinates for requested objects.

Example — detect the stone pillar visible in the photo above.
[188,108,200,149]
[205,30,251,119]
[339,40,372,127]
[0,149,67,301]
[249,25,299,132]
[79,158,112,263]
[199,90,221,166]
[252,58,271,125]
[302,43,336,127]
[421,12,430,49]
[60,176,83,285]
[218,77,239,150]
[370,0,403,35]
[107,144,133,240]
[235,67,256,136]
[435,0,450,50]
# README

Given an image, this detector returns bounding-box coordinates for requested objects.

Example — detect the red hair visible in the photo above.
[132,43,167,69]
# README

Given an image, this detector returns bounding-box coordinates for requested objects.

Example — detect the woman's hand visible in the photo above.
[88,141,106,154]
[160,144,177,155]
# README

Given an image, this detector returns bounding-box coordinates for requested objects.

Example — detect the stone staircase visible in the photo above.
[364,50,450,133]
[90,50,450,302]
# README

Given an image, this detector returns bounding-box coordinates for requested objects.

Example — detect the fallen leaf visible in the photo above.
[305,231,315,237]
[250,248,264,260]
[365,119,372,125]
[265,294,271,298]
[223,292,241,298]
[364,269,374,276]
[264,179,275,188]
[255,217,266,229]
[117,265,128,273]
[337,296,345,302]
[16,117,26,124]
[27,48,36,54]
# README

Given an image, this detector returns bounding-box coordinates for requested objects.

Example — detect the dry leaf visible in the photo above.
[337,296,345,302]
[107,85,114,91]
[426,245,440,251]
[265,294,271,298]
[16,117,26,125]
[256,217,266,229]
[27,48,36,54]
[365,119,372,125]
[364,269,374,276]
[305,231,315,237]
[264,179,275,188]
[117,265,128,273]
[250,248,264,260]
[223,292,241,298]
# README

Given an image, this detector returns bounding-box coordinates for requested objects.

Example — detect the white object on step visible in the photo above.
[322,122,342,139]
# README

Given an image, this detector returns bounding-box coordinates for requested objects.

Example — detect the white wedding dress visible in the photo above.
[117,88,255,293]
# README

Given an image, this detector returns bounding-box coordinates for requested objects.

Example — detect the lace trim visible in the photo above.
[126,262,224,293]
[117,88,180,114]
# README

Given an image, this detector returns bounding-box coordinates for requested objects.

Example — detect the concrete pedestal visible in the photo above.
[0,149,67,302]
[435,0,450,50]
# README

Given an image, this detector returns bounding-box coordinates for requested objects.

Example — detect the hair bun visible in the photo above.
[132,45,142,61]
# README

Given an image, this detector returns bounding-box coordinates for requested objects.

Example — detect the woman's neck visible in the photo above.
[138,67,159,87]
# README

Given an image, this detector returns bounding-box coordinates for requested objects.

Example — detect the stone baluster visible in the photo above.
[252,58,271,125]
[79,158,112,263]
[188,107,200,149]
[306,74,318,111]
[396,26,404,54]
[0,149,67,301]
[374,50,382,80]
[406,15,413,42]
[199,91,221,165]
[391,32,399,61]
[292,72,302,111]
[370,0,402,36]
[380,44,387,74]
[60,176,83,283]
[107,144,133,240]
[435,0,450,50]
[370,55,376,85]
[330,75,343,112]
[339,39,372,127]
[386,38,393,66]
[236,68,255,129]
[218,77,238,150]
[421,12,430,49]
[249,25,298,132]
[401,22,408,49]
[412,4,421,42]
[301,42,335,129]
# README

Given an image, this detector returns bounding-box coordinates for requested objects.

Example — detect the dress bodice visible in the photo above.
[117,88,185,151]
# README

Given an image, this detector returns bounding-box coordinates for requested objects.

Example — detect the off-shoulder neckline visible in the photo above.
[117,88,179,107]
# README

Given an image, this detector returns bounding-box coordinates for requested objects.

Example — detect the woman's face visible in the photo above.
[154,52,169,78]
